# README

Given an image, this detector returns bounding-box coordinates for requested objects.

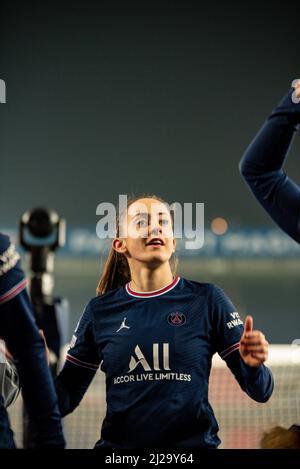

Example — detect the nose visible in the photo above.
[150,225,161,236]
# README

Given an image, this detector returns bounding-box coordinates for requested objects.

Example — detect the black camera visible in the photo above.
[19,207,69,363]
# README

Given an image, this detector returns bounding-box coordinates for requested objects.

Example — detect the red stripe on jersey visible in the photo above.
[66,354,99,370]
[220,342,240,359]
[0,278,28,305]
[126,276,180,298]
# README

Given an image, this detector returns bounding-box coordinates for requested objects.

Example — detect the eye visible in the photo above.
[161,219,169,226]
[136,219,148,227]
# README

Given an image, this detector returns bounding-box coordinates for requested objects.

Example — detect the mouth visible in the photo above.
[146,238,165,247]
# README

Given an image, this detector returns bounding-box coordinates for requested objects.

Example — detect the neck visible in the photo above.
[129,262,174,292]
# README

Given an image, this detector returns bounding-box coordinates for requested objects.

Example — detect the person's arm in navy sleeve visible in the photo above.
[239,81,300,243]
[55,300,100,417]
[0,233,65,448]
[211,285,274,403]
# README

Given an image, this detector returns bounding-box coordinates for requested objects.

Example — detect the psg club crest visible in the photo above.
[168,312,186,326]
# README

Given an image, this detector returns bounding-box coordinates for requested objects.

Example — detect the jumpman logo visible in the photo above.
[116,317,131,333]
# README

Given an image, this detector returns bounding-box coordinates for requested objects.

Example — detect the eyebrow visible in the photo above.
[132,211,169,219]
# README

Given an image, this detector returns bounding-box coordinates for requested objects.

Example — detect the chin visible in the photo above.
[145,254,169,267]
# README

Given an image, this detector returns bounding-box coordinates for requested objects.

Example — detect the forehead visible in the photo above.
[128,198,170,217]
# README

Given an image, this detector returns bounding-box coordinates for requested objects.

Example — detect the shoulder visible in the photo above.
[72,291,120,332]
[180,278,225,298]
[180,278,234,311]
[0,233,27,304]
[0,233,20,276]
[86,286,125,313]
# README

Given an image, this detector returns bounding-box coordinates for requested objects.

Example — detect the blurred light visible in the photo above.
[211,217,228,235]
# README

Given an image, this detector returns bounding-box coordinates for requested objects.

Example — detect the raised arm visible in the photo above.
[239,80,300,242]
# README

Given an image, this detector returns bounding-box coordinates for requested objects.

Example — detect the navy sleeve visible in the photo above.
[56,300,100,417]
[211,285,274,403]
[0,233,65,448]
[239,86,300,243]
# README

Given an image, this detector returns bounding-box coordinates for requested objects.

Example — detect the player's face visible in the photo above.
[115,198,176,268]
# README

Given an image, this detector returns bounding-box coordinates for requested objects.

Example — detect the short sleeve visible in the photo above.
[211,285,244,360]
[66,301,100,371]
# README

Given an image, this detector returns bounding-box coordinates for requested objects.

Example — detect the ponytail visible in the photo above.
[96,249,130,295]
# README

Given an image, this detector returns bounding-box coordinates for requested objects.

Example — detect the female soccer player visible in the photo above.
[55,196,273,449]
[240,79,300,242]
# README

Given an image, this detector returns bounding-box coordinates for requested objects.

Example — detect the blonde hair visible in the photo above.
[96,194,178,295]
[260,425,300,449]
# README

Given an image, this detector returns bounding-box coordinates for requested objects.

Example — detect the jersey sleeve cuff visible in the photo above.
[271,88,300,126]
[66,353,100,371]
[240,359,263,378]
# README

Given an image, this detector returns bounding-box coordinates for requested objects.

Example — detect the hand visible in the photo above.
[239,315,269,368]
[292,79,300,103]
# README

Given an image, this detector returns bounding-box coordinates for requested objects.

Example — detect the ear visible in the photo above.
[112,238,127,254]
[172,238,176,253]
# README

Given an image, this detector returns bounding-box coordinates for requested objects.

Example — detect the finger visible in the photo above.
[240,342,269,353]
[240,333,266,344]
[240,345,268,353]
[240,340,267,348]
[246,329,265,337]
[240,341,263,347]
[244,315,253,336]
[241,331,265,342]
[250,352,268,361]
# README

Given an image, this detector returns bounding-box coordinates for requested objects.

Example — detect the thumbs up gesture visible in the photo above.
[239,315,269,367]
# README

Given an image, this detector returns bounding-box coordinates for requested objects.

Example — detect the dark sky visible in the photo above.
[1,1,300,228]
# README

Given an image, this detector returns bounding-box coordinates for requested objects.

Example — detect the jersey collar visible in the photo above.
[125,276,180,298]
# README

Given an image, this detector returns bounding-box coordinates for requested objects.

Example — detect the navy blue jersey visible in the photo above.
[56,276,273,449]
[240,86,300,242]
[0,233,65,448]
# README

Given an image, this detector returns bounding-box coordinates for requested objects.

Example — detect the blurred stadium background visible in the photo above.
[1,0,300,449]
